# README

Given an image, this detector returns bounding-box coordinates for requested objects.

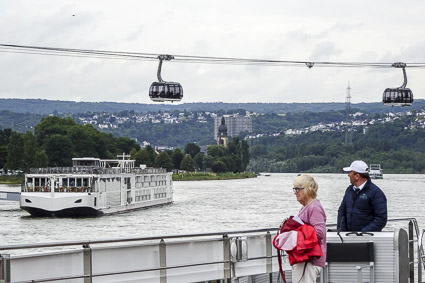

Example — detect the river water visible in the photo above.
[0,173,424,252]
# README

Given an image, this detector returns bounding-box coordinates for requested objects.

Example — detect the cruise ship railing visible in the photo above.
[29,166,167,175]
[0,218,424,283]
[0,228,278,283]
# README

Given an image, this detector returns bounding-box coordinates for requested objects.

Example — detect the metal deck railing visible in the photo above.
[0,219,424,283]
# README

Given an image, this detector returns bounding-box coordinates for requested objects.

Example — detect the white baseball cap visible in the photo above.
[343,160,369,173]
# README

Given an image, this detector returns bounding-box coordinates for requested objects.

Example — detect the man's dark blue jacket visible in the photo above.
[337,178,387,232]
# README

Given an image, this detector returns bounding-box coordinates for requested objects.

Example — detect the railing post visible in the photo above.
[265,231,272,274]
[408,221,414,283]
[83,244,92,283]
[266,231,273,283]
[0,254,11,283]
[223,234,231,280]
[159,239,167,283]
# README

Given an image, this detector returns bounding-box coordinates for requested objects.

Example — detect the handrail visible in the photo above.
[0,227,277,251]
[1,218,422,252]
[2,218,424,283]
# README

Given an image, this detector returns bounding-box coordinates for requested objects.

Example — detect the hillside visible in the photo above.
[2,98,425,115]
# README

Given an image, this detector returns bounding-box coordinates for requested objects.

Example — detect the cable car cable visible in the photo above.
[2,43,425,68]
[0,43,422,105]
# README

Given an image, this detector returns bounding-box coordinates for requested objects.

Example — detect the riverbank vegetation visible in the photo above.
[0,175,23,184]
[0,116,250,177]
[172,172,257,181]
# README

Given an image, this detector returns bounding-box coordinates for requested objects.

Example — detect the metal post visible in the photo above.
[409,221,414,283]
[265,231,272,274]
[356,266,362,283]
[159,239,167,283]
[223,234,231,279]
[0,254,11,283]
[83,244,92,283]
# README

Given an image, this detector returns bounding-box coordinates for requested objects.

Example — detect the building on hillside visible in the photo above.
[217,117,228,146]
[214,115,252,141]
[155,146,174,152]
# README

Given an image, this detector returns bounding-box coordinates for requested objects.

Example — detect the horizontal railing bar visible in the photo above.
[13,253,286,282]
[15,273,90,283]
[1,218,419,252]
[0,228,277,251]
[92,259,230,278]
[15,259,231,282]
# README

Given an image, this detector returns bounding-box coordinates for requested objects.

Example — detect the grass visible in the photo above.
[172,172,257,181]
[0,175,24,184]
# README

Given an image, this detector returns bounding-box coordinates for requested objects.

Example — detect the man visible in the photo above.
[337,160,387,232]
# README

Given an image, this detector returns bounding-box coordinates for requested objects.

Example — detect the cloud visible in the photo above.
[0,0,425,104]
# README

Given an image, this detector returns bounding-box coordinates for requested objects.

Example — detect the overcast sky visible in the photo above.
[1,0,425,105]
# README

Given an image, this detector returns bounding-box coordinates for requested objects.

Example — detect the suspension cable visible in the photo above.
[2,43,425,69]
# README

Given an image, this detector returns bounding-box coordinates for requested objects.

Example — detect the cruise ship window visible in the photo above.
[77,179,82,186]
[62,178,68,186]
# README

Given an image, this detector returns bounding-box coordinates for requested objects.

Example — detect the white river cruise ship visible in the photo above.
[20,155,173,217]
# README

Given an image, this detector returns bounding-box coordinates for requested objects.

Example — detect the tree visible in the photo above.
[0,129,12,169]
[67,125,98,158]
[34,150,49,168]
[250,144,268,158]
[133,148,152,167]
[202,155,215,171]
[6,132,24,170]
[0,129,12,146]
[172,148,184,170]
[180,155,196,172]
[22,131,39,172]
[144,145,157,167]
[207,145,226,157]
[35,116,76,146]
[194,152,204,170]
[45,134,74,166]
[212,160,227,173]
[0,145,7,169]
[154,151,173,172]
[116,136,140,155]
[241,140,250,171]
[184,143,200,158]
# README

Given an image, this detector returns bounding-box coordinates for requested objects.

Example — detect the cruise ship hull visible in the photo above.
[20,205,101,217]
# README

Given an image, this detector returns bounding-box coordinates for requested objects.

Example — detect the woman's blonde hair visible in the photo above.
[293,174,318,199]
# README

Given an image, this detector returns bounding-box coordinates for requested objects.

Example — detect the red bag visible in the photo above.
[280,216,303,232]
[273,216,323,283]
[273,216,303,282]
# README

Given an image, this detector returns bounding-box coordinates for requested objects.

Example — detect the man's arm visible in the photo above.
[361,189,387,232]
[337,194,348,231]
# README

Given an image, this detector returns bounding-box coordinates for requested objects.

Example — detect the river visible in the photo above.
[0,173,424,251]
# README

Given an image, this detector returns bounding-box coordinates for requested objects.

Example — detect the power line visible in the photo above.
[2,43,425,69]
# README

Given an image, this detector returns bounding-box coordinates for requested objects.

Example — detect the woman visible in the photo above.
[292,174,326,283]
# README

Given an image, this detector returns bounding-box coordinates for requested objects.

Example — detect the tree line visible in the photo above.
[0,116,250,174]
[247,116,425,174]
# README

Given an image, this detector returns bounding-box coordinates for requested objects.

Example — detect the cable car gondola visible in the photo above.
[149,55,183,102]
[383,62,413,107]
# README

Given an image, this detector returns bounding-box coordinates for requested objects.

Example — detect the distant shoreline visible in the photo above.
[172,172,257,181]
[0,173,258,184]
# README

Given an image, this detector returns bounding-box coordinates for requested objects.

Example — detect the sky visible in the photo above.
[1,0,425,105]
